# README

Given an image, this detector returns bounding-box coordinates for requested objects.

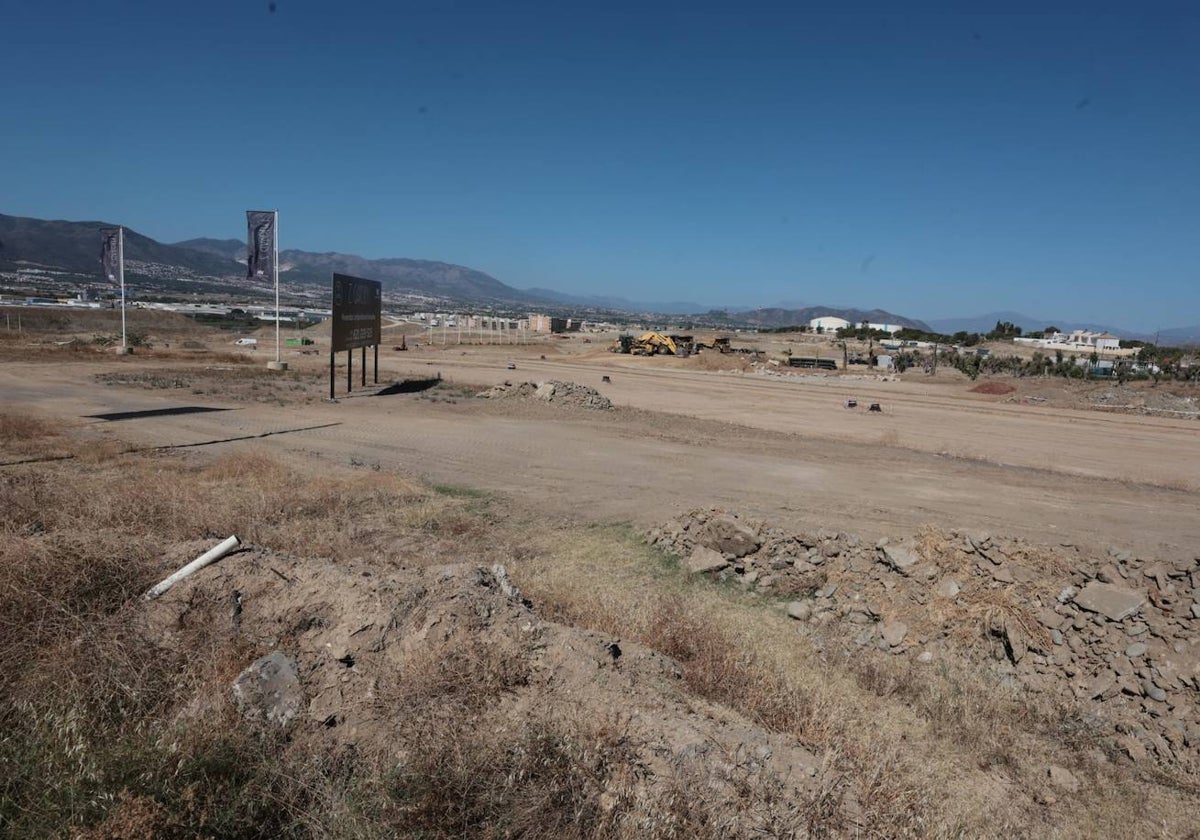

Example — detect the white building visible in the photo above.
[865,323,904,335]
[1061,330,1120,351]
[809,316,850,332]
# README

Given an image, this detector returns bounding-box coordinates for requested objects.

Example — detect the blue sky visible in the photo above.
[3,1,1198,330]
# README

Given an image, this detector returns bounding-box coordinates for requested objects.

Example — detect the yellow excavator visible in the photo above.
[611,331,680,355]
[631,331,679,355]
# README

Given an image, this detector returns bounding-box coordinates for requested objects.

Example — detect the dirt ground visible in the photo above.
[2,324,1197,561]
[4,315,1200,837]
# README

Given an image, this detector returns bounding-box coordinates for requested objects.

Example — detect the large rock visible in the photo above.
[232,650,303,726]
[697,516,760,559]
[880,621,908,647]
[686,546,730,575]
[1072,582,1146,622]
[786,601,812,621]
[880,545,919,575]
[1047,765,1081,793]
[935,578,961,598]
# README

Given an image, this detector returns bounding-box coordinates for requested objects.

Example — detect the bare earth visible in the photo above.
[4,338,1197,560]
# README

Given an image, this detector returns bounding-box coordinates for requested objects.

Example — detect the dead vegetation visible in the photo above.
[2,412,1197,838]
[95,365,325,404]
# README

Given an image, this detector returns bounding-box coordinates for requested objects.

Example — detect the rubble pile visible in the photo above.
[647,509,1200,766]
[478,380,613,410]
[143,548,827,824]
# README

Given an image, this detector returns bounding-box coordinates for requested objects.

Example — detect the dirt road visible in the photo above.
[3,350,1197,561]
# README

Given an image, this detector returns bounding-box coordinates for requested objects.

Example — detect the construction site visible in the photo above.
[2,307,1199,839]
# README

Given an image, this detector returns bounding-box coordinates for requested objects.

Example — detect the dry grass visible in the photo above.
[509,522,1199,839]
[94,364,326,405]
[3,412,1196,839]
[0,410,72,463]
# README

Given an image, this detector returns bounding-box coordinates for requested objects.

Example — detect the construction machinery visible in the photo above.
[610,333,731,356]
[610,331,679,356]
[693,336,732,353]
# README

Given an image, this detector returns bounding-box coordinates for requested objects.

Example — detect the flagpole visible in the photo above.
[118,226,127,351]
[267,209,287,371]
[274,209,280,364]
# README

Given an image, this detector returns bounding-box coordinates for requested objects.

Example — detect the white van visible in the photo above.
[234,338,258,347]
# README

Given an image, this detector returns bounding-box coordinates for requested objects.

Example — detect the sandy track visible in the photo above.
[3,356,1196,562]
[423,352,1200,489]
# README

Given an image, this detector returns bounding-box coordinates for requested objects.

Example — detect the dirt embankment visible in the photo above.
[651,509,1200,769]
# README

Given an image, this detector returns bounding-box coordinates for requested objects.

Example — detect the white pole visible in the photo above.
[273,209,280,364]
[144,535,241,600]
[118,227,127,350]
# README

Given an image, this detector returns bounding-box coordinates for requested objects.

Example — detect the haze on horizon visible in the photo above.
[3,1,1198,332]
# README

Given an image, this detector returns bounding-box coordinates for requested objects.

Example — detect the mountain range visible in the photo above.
[0,213,924,328]
[4,212,1194,342]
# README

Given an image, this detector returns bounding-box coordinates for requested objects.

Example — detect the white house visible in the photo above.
[809,316,851,332]
[1016,329,1125,353]
[865,322,904,335]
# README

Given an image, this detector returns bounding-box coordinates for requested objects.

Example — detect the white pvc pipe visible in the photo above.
[144,535,241,600]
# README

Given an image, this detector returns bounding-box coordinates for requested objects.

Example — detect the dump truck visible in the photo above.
[694,336,732,353]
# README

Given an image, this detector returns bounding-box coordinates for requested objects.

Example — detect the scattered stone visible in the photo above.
[646,511,1197,769]
[1073,582,1146,622]
[1119,735,1148,762]
[991,565,1015,584]
[479,380,613,410]
[880,545,919,575]
[1086,672,1116,700]
[1047,765,1081,793]
[935,578,961,598]
[686,546,729,575]
[697,516,761,559]
[1035,609,1063,629]
[880,621,908,647]
[786,601,812,622]
[232,651,303,727]
[1143,681,1167,703]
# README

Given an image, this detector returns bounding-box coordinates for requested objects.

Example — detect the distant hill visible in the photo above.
[522,287,713,314]
[172,237,245,262]
[0,214,239,280]
[731,306,929,331]
[0,213,536,305]
[172,237,524,303]
[1156,325,1200,346]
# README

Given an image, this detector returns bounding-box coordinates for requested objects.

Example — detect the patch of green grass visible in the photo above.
[429,482,490,500]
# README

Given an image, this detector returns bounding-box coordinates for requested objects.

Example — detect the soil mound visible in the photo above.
[649,509,1200,768]
[478,380,613,410]
[141,546,834,829]
[970,382,1017,395]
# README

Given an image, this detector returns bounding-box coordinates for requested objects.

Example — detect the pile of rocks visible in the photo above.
[647,509,1200,766]
[477,380,613,410]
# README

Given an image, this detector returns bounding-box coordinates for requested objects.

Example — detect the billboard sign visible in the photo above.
[331,273,381,352]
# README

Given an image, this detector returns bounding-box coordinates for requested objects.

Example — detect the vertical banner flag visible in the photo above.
[100,228,121,283]
[246,210,276,279]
